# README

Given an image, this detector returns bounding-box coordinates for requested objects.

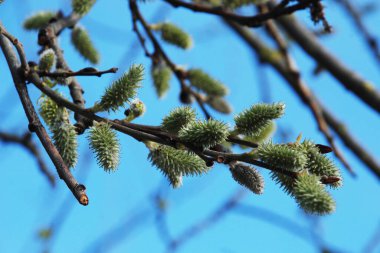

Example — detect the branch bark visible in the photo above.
[0,25,89,205]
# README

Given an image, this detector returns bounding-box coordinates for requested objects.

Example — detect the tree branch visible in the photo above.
[272,4,380,114]
[38,12,91,134]
[37,67,118,78]
[129,0,212,119]
[226,20,380,179]
[259,10,354,175]
[164,0,315,27]
[336,0,380,68]
[0,25,88,205]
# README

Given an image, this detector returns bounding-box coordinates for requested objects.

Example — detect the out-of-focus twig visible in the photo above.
[0,131,55,186]
[226,20,380,179]
[129,0,212,119]
[362,221,380,253]
[336,0,380,68]
[259,8,354,175]
[164,0,315,27]
[271,3,380,115]
[167,190,246,252]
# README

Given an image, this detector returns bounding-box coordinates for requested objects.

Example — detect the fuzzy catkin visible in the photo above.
[88,123,120,172]
[151,62,172,98]
[71,26,99,64]
[187,68,228,97]
[234,103,284,136]
[230,163,264,194]
[39,49,56,72]
[257,142,307,172]
[72,0,95,15]
[293,173,336,215]
[300,140,342,188]
[178,119,229,149]
[23,11,56,30]
[156,22,192,49]
[161,106,196,134]
[96,64,144,112]
[52,122,78,168]
[148,145,209,177]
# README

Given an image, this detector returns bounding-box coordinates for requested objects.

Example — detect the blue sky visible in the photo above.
[0,0,379,253]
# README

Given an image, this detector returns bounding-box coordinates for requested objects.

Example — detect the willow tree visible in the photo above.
[0,0,378,220]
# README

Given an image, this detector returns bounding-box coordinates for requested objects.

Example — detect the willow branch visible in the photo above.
[37,67,118,78]
[226,20,380,179]
[164,0,315,27]
[30,71,338,183]
[0,28,88,205]
[336,0,380,67]
[260,12,354,175]
[38,12,91,133]
[0,131,55,186]
[271,4,380,114]
[129,0,212,119]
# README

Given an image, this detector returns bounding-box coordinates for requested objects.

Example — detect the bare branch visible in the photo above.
[129,0,213,119]
[164,0,315,27]
[272,5,380,114]
[37,67,118,78]
[336,0,380,67]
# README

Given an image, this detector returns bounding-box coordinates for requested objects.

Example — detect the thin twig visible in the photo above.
[0,131,55,186]
[164,0,316,27]
[37,67,118,78]
[336,0,380,68]
[260,10,354,175]
[167,190,246,252]
[38,12,91,133]
[271,2,380,114]
[226,20,380,179]
[129,0,213,119]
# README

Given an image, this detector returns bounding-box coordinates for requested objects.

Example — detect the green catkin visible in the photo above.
[72,0,96,15]
[38,93,70,130]
[125,99,146,122]
[240,121,276,148]
[293,173,336,215]
[71,26,99,64]
[205,96,232,114]
[234,103,285,136]
[187,68,228,97]
[299,140,342,188]
[154,22,192,49]
[52,122,78,168]
[148,145,209,177]
[178,119,229,149]
[96,64,144,112]
[161,106,196,134]
[88,122,120,172]
[230,163,264,194]
[270,172,296,196]
[257,142,307,172]
[151,62,172,98]
[39,49,56,72]
[23,11,56,30]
